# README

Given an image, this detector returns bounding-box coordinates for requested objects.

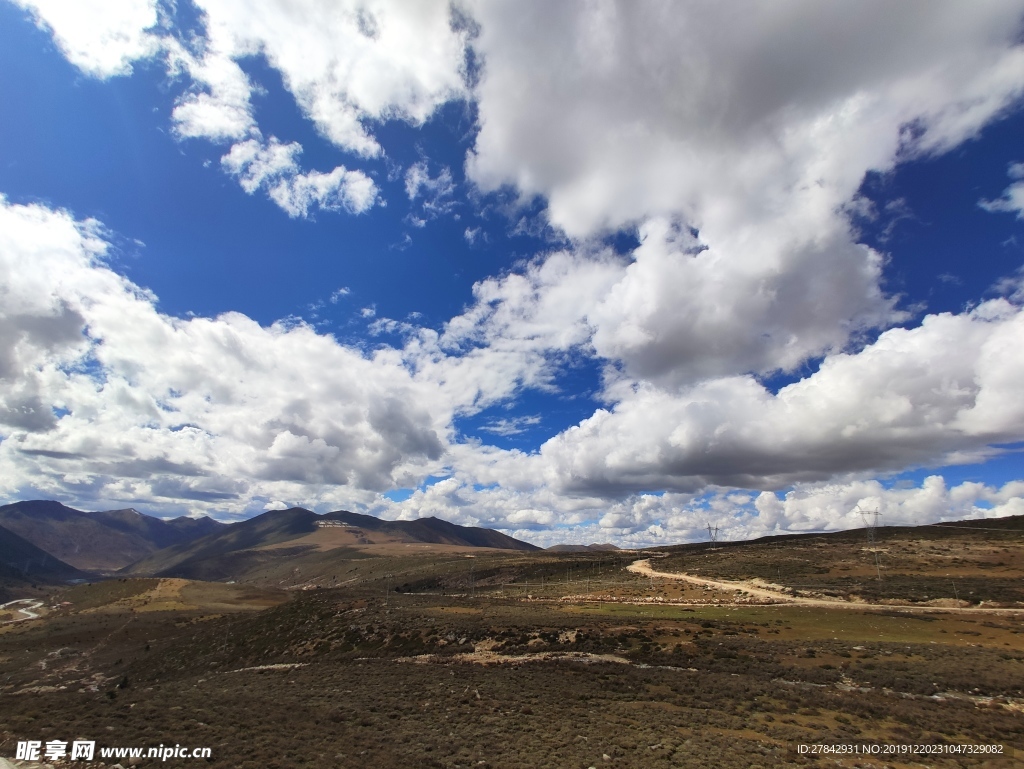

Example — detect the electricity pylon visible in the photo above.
[706,523,720,545]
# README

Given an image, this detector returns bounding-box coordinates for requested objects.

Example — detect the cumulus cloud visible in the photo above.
[459,1,1024,389]
[18,0,467,218]
[24,0,469,153]
[190,0,469,156]
[467,1,1024,237]
[269,166,378,217]
[8,1,1024,544]
[527,296,1024,496]
[0,198,446,511]
[221,138,377,217]
[378,472,1024,548]
[4,196,1024,540]
[14,0,161,78]
[168,39,258,142]
[404,248,625,415]
[587,217,900,386]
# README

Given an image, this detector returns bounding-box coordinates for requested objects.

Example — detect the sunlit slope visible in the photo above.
[122,508,538,581]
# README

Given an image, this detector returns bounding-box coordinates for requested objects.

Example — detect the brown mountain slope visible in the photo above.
[322,510,539,551]
[0,523,87,600]
[122,507,539,580]
[547,543,621,553]
[0,500,225,572]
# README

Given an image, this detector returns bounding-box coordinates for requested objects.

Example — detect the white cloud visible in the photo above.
[189,0,469,156]
[405,161,454,202]
[404,247,625,415]
[404,160,457,223]
[461,0,1024,384]
[0,198,447,512]
[530,296,1024,496]
[467,1,1024,237]
[14,0,161,78]
[749,476,1024,538]
[478,415,542,437]
[980,161,1024,218]
[221,138,377,217]
[19,0,467,219]
[221,138,301,193]
[168,39,258,142]
[4,195,1024,542]
[8,2,1024,544]
[269,165,378,217]
[587,217,900,387]
[377,473,1024,548]
[404,160,431,199]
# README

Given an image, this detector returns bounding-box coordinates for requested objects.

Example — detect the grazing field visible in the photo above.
[0,520,1021,768]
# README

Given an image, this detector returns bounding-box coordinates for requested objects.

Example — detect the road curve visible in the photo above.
[0,598,44,623]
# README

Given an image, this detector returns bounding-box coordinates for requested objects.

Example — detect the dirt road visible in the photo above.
[627,559,1024,615]
[0,599,43,623]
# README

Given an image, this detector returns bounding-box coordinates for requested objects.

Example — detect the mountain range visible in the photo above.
[0,500,539,585]
[122,507,538,581]
[546,543,621,553]
[0,500,224,572]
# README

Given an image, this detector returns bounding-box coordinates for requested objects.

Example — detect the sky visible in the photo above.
[2,0,1024,547]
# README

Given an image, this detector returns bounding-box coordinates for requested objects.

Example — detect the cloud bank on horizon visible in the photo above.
[2,0,1024,546]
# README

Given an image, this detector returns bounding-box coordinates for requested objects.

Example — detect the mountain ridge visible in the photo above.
[0,500,225,573]
[122,506,539,580]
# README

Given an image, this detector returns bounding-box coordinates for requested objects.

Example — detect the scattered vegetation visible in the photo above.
[0,520,1021,767]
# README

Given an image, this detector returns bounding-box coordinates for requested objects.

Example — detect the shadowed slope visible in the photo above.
[0,500,224,572]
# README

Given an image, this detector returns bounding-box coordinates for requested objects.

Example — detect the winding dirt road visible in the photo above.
[627,559,1024,615]
[0,598,43,623]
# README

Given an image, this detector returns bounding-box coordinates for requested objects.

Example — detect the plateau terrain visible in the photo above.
[0,506,1021,767]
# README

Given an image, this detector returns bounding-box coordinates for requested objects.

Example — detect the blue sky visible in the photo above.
[1,0,1024,546]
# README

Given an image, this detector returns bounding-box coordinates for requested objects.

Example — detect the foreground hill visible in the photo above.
[0,500,224,572]
[122,507,539,581]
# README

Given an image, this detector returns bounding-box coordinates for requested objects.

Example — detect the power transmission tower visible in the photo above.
[854,506,882,544]
[706,522,719,544]
[853,506,883,579]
